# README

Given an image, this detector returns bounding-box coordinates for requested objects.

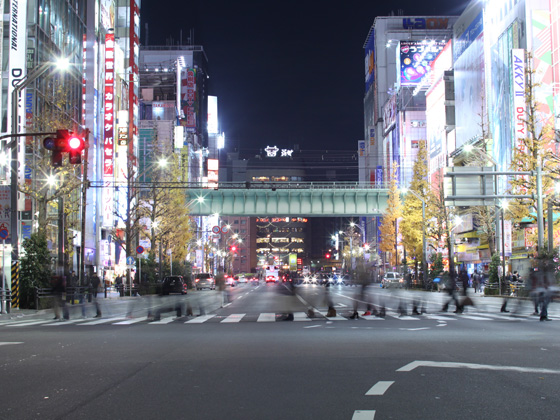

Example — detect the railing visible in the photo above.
[91,181,391,190]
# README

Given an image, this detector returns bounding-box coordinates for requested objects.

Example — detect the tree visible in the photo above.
[18,233,54,308]
[400,141,430,277]
[379,164,402,267]
[427,173,455,273]
[22,82,83,274]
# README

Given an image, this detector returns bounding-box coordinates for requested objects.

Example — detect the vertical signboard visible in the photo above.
[512,49,527,194]
[182,68,197,130]
[364,33,375,92]
[207,95,218,134]
[8,0,28,213]
[103,33,115,227]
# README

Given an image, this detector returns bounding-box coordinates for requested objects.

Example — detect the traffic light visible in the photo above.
[67,133,85,164]
[43,130,86,166]
[325,253,331,259]
[230,245,237,252]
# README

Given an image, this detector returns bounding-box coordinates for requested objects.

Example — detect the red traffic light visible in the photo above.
[325,253,331,259]
[230,245,237,252]
[43,130,85,165]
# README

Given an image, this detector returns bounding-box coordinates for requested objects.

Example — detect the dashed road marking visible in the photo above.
[352,410,376,420]
[365,381,394,396]
[0,342,23,346]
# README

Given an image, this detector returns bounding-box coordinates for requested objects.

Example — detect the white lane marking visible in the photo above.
[365,381,394,396]
[294,312,311,322]
[79,317,126,325]
[257,313,276,322]
[6,319,57,327]
[149,316,177,324]
[303,324,321,328]
[399,327,430,331]
[352,410,376,420]
[0,342,24,346]
[185,314,216,324]
[397,360,560,375]
[113,317,148,325]
[318,311,348,321]
[221,313,245,323]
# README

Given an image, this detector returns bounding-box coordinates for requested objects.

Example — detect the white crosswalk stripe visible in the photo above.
[185,314,216,323]
[1,309,559,327]
[79,317,126,325]
[149,316,177,324]
[257,313,276,322]
[294,312,312,321]
[221,313,245,323]
[113,317,149,325]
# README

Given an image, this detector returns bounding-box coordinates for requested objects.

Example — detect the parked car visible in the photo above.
[194,273,215,290]
[381,272,404,288]
[161,276,188,295]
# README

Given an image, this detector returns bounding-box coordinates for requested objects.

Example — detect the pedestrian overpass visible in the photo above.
[184,182,390,216]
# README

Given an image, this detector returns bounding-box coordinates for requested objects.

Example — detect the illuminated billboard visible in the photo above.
[364,33,375,92]
[208,96,218,134]
[399,40,446,87]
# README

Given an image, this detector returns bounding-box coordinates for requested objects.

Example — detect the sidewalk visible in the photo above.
[0,289,135,321]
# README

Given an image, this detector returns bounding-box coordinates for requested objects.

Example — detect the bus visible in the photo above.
[264,265,279,283]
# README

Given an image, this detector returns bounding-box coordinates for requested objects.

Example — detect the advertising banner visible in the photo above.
[364,33,375,92]
[512,49,527,194]
[399,40,446,87]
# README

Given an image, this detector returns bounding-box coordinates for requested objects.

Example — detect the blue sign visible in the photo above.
[126,256,135,265]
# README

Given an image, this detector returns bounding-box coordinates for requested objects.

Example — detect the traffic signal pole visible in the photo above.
[79,129,90,286]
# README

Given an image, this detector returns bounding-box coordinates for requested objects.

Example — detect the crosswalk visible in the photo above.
[0,309,557,328]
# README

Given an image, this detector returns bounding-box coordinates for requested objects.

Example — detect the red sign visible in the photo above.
[104,33,115,177]
[181,68,197,129]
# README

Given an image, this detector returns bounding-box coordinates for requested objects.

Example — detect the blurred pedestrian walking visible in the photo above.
[441,271,462,313]
[51,275,68,320]
[91,274,102,317]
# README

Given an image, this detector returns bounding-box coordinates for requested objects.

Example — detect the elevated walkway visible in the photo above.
[184,182,389,216]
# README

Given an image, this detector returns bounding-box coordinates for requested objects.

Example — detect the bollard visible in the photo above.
[104,285,107,298]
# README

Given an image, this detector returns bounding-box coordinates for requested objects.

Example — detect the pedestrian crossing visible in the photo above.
[0,309,558,328]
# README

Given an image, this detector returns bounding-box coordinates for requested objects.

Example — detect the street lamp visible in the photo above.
[10,57,71,295]
[401,187,428,288]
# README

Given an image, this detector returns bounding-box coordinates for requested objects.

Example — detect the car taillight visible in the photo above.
[195,279,199,282]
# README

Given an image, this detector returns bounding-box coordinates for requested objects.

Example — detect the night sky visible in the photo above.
[141,0,468,153]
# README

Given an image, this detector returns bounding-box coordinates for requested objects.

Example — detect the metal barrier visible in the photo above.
[35,287,54,310]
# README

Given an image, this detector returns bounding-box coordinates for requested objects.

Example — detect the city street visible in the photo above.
[1,282,559,419]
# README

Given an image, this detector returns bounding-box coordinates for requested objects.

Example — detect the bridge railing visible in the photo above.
[179,181,389,190]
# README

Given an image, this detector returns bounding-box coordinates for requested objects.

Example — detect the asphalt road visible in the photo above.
[1,282,559,420]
